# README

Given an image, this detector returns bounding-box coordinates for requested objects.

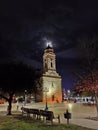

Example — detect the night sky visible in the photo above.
[0,0,98,90]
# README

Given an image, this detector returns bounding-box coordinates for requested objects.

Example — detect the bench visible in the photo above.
[21,107,60,124]
[39,110,60,124]
[21,107,40,119]
[29,108,40,119]
[21,107,30,117]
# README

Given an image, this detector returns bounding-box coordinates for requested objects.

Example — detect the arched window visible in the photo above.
[45,63,47,69]
[51,62,53,67]
[51,59,53,68]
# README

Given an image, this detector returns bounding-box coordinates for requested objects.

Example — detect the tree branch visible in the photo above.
[0,94,9,101]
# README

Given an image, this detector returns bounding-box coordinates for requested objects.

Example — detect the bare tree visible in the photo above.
[74,36,98,116]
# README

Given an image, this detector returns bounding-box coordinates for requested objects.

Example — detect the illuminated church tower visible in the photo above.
[41,45,62,103]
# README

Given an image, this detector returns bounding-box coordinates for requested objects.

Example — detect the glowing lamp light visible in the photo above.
[68,103,73,110]
[67,90,70,93]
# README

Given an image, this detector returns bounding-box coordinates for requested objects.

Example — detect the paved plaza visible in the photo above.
[0,102,98,130]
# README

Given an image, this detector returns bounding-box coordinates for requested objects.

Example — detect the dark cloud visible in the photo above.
[0,0,98,89]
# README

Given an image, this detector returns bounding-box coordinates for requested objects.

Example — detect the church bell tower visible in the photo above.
[41,45,62,103]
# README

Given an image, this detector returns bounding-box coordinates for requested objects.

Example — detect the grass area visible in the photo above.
[0,112,94,130]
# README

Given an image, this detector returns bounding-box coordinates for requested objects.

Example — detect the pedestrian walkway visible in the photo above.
[0,102,98,130]
[36,102,98,130]
[21,102,98,130]
[62,118,98,130]
[71,118,98,130]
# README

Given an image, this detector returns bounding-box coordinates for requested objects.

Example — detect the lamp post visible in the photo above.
[44,87,49,111]
[24,90,27,105]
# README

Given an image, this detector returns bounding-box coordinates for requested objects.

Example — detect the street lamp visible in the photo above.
[24,90,27,105]
[44,87,49,111]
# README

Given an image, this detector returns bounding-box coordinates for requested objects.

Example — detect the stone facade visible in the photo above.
[41,46,62,103]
